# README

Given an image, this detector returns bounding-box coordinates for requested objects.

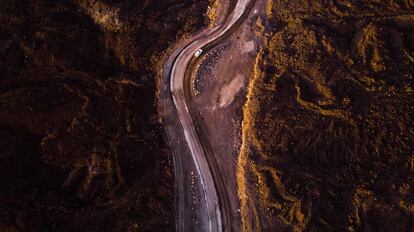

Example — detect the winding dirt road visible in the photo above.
[163,0,252,231]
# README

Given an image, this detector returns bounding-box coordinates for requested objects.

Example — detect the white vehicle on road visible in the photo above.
[194,48,203,57]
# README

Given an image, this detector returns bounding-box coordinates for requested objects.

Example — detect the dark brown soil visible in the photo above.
[0,0,208,231]
[242,0,414,231]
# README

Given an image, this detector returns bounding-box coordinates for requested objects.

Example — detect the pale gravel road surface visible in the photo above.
[168,0,252,231]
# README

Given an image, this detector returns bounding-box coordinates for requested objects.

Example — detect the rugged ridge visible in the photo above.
[240,0,414,231]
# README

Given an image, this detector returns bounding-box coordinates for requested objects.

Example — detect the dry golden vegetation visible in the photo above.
[207,0,222,28]
[240,0,414,231]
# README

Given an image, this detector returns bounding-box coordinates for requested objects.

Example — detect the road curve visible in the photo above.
[169,0,251,231]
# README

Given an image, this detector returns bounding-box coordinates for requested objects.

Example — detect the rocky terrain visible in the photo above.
[0,0,208,231]
[2,0,414,231]
[240,0,414,231]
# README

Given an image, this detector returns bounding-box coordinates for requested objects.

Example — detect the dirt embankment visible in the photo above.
[241,0,414,231]
[0,0,208,231]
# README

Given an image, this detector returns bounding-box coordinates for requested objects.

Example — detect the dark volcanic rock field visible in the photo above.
[0,0,207,231]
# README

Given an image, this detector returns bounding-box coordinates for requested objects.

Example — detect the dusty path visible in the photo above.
[161,0,253,231]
